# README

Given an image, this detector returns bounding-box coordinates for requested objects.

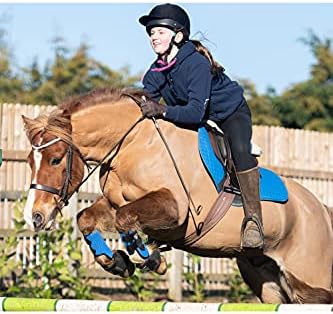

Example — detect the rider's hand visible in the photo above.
[140,100,166,118]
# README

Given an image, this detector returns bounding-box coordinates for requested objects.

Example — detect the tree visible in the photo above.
[241,79,281,126]
[21,36,141,106]
[274,31,333,131]
[0,23,24,103]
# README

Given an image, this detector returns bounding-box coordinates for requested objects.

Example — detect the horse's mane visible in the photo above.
[58,87,147,115]
[25,87,148,145]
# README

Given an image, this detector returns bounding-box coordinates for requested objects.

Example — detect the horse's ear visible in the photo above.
[22,115,34,131]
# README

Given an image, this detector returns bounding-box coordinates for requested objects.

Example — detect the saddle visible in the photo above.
[200,120,262,197]
[173,121,287,247]
[199,121,288,203]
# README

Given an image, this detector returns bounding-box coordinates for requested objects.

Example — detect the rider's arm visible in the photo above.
[164,60,212,125]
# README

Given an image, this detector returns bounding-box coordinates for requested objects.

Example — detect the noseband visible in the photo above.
[30,137,74,211]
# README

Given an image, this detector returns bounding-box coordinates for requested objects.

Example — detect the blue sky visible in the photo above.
[0,3,332,94]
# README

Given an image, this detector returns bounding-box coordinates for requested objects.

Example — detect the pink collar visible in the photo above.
[151,58,177,72]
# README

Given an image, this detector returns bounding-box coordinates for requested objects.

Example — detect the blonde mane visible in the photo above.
[59,87,147,114]
[25,110,73,145]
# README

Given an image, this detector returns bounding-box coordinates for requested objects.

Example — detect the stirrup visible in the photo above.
[240,215,264,250]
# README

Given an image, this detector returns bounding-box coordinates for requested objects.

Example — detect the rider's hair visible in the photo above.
[190,39,224,75]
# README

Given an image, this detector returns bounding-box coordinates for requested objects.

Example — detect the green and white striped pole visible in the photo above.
[1,298,333,312]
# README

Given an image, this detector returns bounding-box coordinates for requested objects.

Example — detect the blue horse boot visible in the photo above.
[85,230,135,277]
[120,231,167,275]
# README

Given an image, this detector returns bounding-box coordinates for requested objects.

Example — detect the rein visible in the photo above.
[30,112,144,219]
[61,115,144,212]
[31,92,203,236]
[74,115,144,193]
[152,117,203,234]
[123,93,204,235]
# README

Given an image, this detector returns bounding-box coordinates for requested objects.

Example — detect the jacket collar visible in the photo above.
[174,41,196,65]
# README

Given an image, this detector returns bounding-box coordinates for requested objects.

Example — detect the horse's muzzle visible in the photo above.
[32,212,45,231]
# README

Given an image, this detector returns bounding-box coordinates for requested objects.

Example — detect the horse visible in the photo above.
[22,87,333,304]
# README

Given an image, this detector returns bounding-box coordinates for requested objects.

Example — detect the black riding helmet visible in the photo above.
[139,3,190,39]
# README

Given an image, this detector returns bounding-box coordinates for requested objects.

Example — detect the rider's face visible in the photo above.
[149,27,174,55]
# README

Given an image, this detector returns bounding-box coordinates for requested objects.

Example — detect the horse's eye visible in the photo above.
[50,157,62,166]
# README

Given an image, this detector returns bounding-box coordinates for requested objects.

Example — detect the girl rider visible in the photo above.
[139,3,264,250]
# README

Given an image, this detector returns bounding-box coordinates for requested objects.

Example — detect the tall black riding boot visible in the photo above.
[237,167,264,249]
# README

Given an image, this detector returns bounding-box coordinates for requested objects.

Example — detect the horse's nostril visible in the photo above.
[32,212,44,229]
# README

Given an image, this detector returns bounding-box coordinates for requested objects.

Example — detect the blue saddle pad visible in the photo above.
[198,127,288,203]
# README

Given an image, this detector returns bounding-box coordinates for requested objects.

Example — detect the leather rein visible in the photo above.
[29,97,144,220]
[30,93,204,237]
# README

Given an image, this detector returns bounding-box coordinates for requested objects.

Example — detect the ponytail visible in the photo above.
[190,39,224,75]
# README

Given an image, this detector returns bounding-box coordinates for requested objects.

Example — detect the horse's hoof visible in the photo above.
[154,254,168,275]
[102,250,135,278]
[138,250,168,275]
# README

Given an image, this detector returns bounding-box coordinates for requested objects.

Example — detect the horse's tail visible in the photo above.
[281,267,333,303]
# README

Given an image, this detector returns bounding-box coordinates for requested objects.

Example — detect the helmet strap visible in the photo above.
[158,34,177,62]
[159,31,187,62]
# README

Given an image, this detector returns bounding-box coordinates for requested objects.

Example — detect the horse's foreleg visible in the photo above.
[115,188,179,233]
[77,196,135,277]
[115,188,178,274]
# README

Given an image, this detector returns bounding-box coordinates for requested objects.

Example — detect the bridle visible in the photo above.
[29,93,202,234]
[30,137,84,219]
[29,111,144,222]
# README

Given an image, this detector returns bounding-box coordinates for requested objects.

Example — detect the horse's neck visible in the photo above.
[70,101,142,161]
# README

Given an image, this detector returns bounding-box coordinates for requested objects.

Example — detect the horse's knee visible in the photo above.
[77,208,96,235]
[115,210,138,232]
[77,196,116,235]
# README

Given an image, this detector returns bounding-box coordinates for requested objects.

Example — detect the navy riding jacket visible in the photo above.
[142,41,245,124]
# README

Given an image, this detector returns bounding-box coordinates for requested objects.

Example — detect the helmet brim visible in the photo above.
[138,15,151,26]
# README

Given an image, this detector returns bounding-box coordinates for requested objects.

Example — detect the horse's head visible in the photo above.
[22,113,85,231]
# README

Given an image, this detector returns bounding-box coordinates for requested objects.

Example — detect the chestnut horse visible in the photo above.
[22,88,333,304]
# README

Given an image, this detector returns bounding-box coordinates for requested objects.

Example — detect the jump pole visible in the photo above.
[1,298,333,312]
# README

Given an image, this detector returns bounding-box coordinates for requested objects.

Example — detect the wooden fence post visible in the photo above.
[168,249,183,302]
[67,193,79,240]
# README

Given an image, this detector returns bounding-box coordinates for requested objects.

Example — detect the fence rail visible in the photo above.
[1,102,333,298]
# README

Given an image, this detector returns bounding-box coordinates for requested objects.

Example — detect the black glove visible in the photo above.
[140,100,166,118]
